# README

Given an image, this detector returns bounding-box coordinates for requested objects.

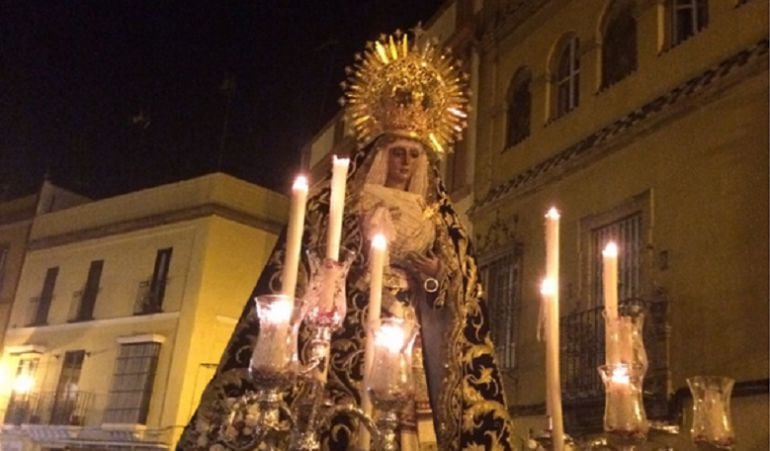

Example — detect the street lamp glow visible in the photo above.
[12,374,35,394]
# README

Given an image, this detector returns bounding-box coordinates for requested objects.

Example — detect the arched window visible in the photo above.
[602,1,637,88]
[670,0,708,47]
[554,36,580,119]
[506,67,531,148]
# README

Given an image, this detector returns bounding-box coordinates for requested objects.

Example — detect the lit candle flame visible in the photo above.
[602,242,618,258]
[261,297,293,325]
[540,278,557,297]
[372,233,387,251]
[545,207,561,220]
[375,321,406,354]
[610,366,630,385]
[293,175,308,192]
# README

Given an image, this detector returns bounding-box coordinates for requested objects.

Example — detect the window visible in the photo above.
[71,260,103,321]
[31,266,58,326]
[602,1,638,88]
[670,0,708,47]
[591,212,643,307]
[136,248,172,314]
[480,248,522,370]
[104,342,161,424]
[4,357,39,424]
[554,36,580,118]
[444,138,469,195]
[51,350,85,424]
[506,67,532,148]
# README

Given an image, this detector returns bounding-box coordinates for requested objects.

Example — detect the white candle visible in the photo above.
[544,207,564,449]
[326,155,350,261]
[603,242,621,365]
[545,207,560,288]
[541,277,565,451]
[602,242,619,319]
[281,175,308,301]
[359,233,387,450]
[367,234,387,329]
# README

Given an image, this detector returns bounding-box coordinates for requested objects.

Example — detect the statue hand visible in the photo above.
[409,249,442,279]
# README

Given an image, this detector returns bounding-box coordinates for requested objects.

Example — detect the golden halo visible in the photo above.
[339,30,470,157]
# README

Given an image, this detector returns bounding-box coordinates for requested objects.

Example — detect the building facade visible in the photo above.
[0,173,286,449]
[471,0,768,447]
[0,182,90,355]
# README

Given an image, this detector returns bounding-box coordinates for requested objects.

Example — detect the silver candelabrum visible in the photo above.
[220,249,418,451]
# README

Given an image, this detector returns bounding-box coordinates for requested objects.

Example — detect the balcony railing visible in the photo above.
[3,391,94,426]
[68,288,102,322]
[560,296,670,433]
[68,289,86,321]
[133,279,167,315]
[26,295,53,327]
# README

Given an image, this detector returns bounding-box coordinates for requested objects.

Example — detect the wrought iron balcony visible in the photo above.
[134,279,167,315]
[67,288,101,322]
[25,296,52,327]
[560,296,670,433]
[3,391,94,426]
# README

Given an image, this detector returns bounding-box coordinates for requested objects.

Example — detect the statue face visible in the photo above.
[384,138,423,189]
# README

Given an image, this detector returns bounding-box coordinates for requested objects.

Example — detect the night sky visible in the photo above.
[0,1,444,200]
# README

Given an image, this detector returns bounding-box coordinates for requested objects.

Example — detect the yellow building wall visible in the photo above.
[0,218,204,434]
[0,196,37,353]
[2,317,178,430]
[1,173,287,449]
[473,0,768,445]
[164,215,281,446]
[7,222,201,329]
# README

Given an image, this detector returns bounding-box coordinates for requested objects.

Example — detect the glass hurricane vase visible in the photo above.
[366,317,418,451]
[302,247,355,330]
[687,376,735,450]
[599,363,649,447]
[604,307,647,371]
[249,294,307,388]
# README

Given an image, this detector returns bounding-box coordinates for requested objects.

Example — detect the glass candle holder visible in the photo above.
[366,317,418,412]
[687,376,735,449]
[303,247,356,330]
[249,294,306,388]
[599,363,649,445]
[604,309,647,371]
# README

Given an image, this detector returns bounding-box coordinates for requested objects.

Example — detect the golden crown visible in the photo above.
[339,30,470,157]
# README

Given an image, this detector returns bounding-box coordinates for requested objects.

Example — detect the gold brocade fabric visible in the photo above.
[177,137,516,450]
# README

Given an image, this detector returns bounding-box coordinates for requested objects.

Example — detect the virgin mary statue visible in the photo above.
[178,31,516,450]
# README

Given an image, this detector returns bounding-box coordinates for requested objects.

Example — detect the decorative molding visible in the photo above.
[472,38,769,216]
[117,333,166,345]
[6,312,179,336]
[28,202,285,251]
[481,0,550,52]
[4,344,46,354]
[99,423,148,432]
[476,210,521,258]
